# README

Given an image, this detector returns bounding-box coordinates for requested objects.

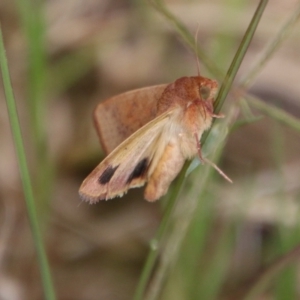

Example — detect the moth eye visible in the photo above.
[199,86,210,100]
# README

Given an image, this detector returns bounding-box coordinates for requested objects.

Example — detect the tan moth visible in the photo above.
[79,75,231,203]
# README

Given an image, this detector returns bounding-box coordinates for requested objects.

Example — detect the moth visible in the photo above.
[79,75,231,203]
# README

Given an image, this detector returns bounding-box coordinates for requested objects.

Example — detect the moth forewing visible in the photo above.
[79,110,173,203]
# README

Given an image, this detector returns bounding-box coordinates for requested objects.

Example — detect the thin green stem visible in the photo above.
[243,245,300,300]
[17,0,47,145]
[151,0,223,78]
[241,2,300,89]
[151,104,238,300]
[0,27,56,300]
[16,0,53,212]
[247,95,300,133]
[133,1,268,299]
[202,0,268,146]
[133,164,188,300]
[213,0,268,114]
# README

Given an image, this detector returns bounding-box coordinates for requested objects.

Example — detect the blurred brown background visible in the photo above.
[0,0,300,299]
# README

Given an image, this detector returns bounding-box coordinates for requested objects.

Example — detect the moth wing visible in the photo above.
[79,110,173,203]
[94,84,168,154]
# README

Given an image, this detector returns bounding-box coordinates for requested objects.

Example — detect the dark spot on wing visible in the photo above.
[127,158,148,183]
[99,165,119,184]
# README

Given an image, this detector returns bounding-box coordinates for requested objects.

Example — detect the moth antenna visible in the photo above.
[194,133,233,183]
[194,23,201,77]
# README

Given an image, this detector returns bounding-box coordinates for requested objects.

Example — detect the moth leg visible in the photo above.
[194,132,205,163]
[194,133,233,183]
[211,113,224,118]
[145,142,185,202]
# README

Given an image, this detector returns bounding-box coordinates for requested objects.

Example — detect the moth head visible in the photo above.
[195,77,218,115]
[156,76,218,115]
[199,85,211,100]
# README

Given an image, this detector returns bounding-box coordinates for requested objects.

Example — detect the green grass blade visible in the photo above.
[16,0,53,210]
[247,95,300,133]
[241,2,300,88]
[0,27,56,300]
[213,0,268,114]
[16,0,47,145]
[133,1,268,300]
[133,165,188,300]
[243,245,300,300]
[151,0,223,77]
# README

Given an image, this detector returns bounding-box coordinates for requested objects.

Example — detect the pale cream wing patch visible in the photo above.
[94,84,168,154]
[79,110,173,203]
